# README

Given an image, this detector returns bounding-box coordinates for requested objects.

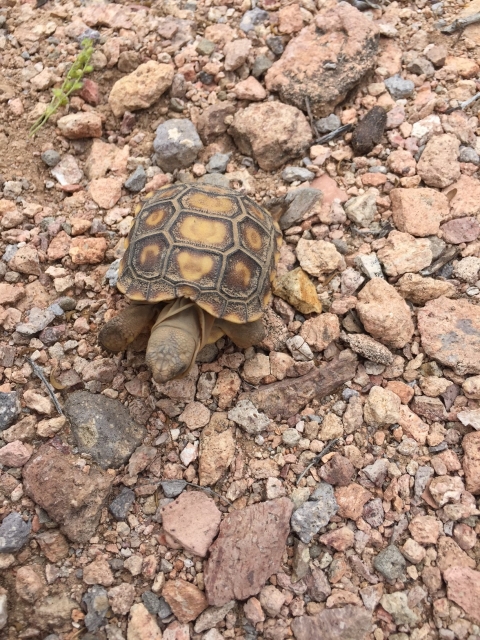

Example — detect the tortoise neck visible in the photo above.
[155,298,215,350]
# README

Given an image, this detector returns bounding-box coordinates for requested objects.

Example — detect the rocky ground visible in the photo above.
[0,0,480,638]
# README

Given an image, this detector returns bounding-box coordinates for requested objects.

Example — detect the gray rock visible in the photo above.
[252,56,273,78]
[373,545,406,580]
[0,392,19,431]
[124,166,147,192]
[154,119,203,172]
[414,465,434,498]
[142,591,160,614]
[266,36,284,56]
[109,488,136,520]
[407,57,435,78]
[355,253,384,279]
[82,586,109,632]
[459,146,480,165]
[397,438,417,456]
[278,187,322,231]
[282,428,301,447]
[194,601,236,633]
[56,297,76,311]
[362,459,389,486]
[240,8,269,32]
[362,498,384,528]
[341,333,393,365]
[0,512,31,553]
[384,75,415,99]
[196,38,215,56]
[41,150,61,167]
[315,114,341,133]
[198,173,231,189]
[157,597,173,619]
[282,166,315,183]
[206,153,230,174]
[105,259,120,287]
[160,480,187,498]
[381,591,419,626]
[291,483,338,543]
[228,399,270,434]
[64,391,146,469]
[16,306,56,336]
[345,192,377,226]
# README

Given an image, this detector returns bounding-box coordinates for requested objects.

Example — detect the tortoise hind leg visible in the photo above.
[216,318,265,349]
[99,304,158,353]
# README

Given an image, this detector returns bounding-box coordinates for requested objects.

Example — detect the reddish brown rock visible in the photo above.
[299,313,340,351]
[69,237,107,265]
[390,188,446,237]
[162,491,221,557]
[437,536,476,573]
[127,603,162,639]
[444,567,480,623]
[234,77,267,101]
[448,175,480,219]
[197,103,236,144]
[204,498,293,605]
[244,351,357,419]
[463,431,480,494]
[78,78,100,106]
[23,444,113,543]
[0,283,25,305]
[409,515,441,545]
[228,101,312,171]
[0,440,32,467]
[291,605,372,640]
[163,579,208,623]
[83,559,114,587]
[15,566,44,603]
[356,278,414,349]
[199,419,235,487]
[418,297,480,374]
[335,483,372,521]
[89,177,122,209]
[47,231,71,261]
[265,4,378,117]
[57,112,102,139]
[319,526,354,551]
[36,531,69,563]
[319,454,354,486]
[441,217,480,244]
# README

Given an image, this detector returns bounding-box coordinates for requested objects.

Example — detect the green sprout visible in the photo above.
[29,38,95,136]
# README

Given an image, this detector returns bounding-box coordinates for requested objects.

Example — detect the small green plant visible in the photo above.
[29,38,95,136]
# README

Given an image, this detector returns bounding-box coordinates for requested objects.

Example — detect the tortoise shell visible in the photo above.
[117,183,282,323]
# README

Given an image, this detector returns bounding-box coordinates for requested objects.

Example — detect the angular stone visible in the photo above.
[397,273,455,305]
[341,333,393,365]
[319,454,354,487]
[228,101,312,171]
[417,134,461,188]
[356,278,414,349]
[265,4,378,117]
[373,545,406,580]
[335,483,372,521]
[418,297,480,374]
[273,267,322,315]
[444,567,480,624]
[409,515,441,544]
[441,217,480,244]
[363,386,400,427]
[153,118,203,172]
[64,391,146,469]
[162,491,221,557]
[127,603,162,640]
[0,392,19,431]
[291,605,372,640]
[437,536,476,573]
[463,431,480,494]
[0,512,31,553]
[377,231,432,277]
[205,498,293,605]
[109,61,174,117]
[300,313,340,351]
[245,351,357,418]
[57,112,102,139]
[296,239,346,278]
[291,483,338,543]
[199,418,235,487]
[163,579,208,623]
[23,444,113,543]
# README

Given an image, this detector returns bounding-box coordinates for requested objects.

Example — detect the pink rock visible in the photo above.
[108,583,135,615]
[79,79,100,106]
[377,39,402,75]
[224,39,251,71]
[204,498,293,605]
[409,515,442,544]
[377,230,432,276]
[228,102,312,171]
[278,3,304,33]
[386,149,416,176]
[319,526,354,551]
[390,187,447,236]
[163,621,190,640]
[244,597,265,624]
[259,584,285,616]
[453,523,477,550]
[127,603,162,639]
[418,297,480,375]
[265,3,378,116]
[445,56,480,78]
[69,237,107,265]
[447,175,480,219]
[15,566,44,603]
[162,491,221,557]
[444,567,480,624]
[83,559,114,587]
[234,76,267,101]
[463,432,480,495]
[57,112,102,139]
[437,536,476,573]
[47,230,72,261]
[335,483,372,521]
[397,405,428,444]
[89,177,122,209]
[299,313,340,351]
[356,278,414,349]
[417,134,461,188]
[0,440,32,467]
[163,579,208,623]
[441,216,480,244]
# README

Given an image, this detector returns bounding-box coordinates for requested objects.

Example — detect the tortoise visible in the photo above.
[99,182,283,383]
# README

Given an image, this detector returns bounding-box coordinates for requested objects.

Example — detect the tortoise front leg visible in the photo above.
[99,304,158,352]
[216,318,265,348]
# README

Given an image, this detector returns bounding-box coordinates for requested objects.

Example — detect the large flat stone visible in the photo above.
[64,391,146,469]
[204,498,293,605]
